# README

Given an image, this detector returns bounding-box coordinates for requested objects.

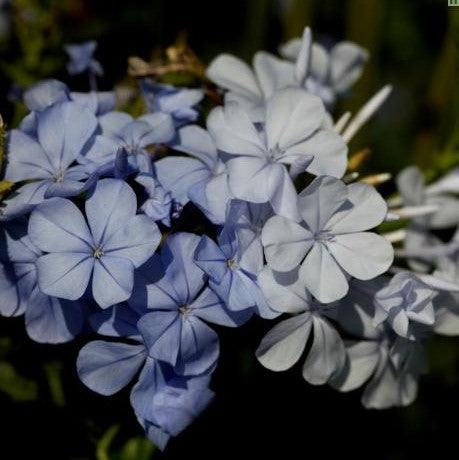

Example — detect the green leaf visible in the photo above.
[96,425,120,460]
[0,361,38,402]
[118,437,156,460]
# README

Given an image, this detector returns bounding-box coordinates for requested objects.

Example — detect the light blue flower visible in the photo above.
[28,178,161,308]
[1,101,99,219]
[64,40,103,76]
[373,272,435,340]
[194,224,278,319]
[331,281,427,409]
[139,232,244,376]
[280,27,368,106]
[262,175,393,303]
[207,88,347,220]
[0,220,84,343]
[141,79,203,126]
[83,111,175,173]
[256,266,346,384]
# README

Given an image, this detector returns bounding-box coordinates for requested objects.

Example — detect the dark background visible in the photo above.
[1,1,459,458]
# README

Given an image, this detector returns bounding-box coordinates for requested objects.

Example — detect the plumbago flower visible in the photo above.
[28,179,161,308]
[141,79,204,126]
[194,219,278,319]
[155,124,232,224]
[330,281,428,409]
[262,175,393,303]
[64,40,103,77]
[1,101,99,220]
[279,27,368,106]
[82,110,175,174]
[207,87,347,220]
[373,272,435,340]
[0,219,85,343]
[256,267,346,384]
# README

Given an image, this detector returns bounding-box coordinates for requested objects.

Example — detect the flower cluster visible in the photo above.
[1,29,459,449]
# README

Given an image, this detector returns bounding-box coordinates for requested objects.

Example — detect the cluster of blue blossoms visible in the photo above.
[2,30,459,449]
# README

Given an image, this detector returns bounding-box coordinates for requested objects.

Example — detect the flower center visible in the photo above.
[93,247,104,259]
[227,258,237,270]
[267,146,284,163]
[179,305,192,316]
[52,169,66,183]
[313,230,335,243]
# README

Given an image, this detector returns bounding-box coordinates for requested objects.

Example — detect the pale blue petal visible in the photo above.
[28,197,93,252]
[36,252,93,300]
[77,340,146,395]
[92,256,134,308]
[25,287,84,343]
[85,179,137,246]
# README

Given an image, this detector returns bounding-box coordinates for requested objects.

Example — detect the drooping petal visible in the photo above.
[330,340,379,392]
[302,315,346,385]
[0,262,36,317]
[256,312,312,371]
[77,340,146,395]
[25,287,84,343]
